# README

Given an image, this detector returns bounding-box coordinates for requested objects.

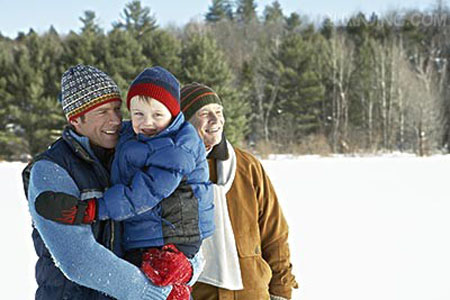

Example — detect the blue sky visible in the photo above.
[0,0,438,38]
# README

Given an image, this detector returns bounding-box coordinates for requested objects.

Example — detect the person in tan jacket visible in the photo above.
[180,83,298,300]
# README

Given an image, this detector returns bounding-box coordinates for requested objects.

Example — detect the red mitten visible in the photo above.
[167,284,191,300]
[141,244,193,286]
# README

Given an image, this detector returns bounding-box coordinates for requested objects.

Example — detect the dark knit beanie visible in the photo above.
[180,83,223,121]
[60,64,121,121]
[126,66,180,117]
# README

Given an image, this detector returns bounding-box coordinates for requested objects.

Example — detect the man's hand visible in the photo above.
[35,191,96,225]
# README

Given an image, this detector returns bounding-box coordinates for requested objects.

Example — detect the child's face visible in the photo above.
[130,96,172,137]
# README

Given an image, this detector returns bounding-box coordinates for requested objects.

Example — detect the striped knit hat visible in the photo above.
[126,66,180,117]
[180,83,222,121]
[60,64,121,121]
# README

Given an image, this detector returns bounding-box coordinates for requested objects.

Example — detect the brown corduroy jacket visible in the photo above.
[193,143,298,300]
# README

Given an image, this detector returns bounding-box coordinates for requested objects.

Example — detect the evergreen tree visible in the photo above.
[80,10,103,35]
[62,11,106,67]
[180,32,249,144]
[400,10,427,49]
[140,29,182,75]
[114,0,158,38]
[285,12,301,32]
[366,12,394,43]
[6,31,65,157]
[0,38,18,159]
[263,1,284,24]
[349,36,377,148]
[102,28,146,97]
[346,12,370,46]
[235,0,258,24]
[320,17,334,39]
[62,31,106,67]
[266,32,325,145]
[40,29,66,101]
[205,0,233,23]
[240,57,266,145]
[47,25,59,37]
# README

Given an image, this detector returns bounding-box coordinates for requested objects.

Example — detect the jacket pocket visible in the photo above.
[235,229,272,289]
[235,229,261,257]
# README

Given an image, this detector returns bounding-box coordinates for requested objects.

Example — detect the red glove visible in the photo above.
[35,191,97,225]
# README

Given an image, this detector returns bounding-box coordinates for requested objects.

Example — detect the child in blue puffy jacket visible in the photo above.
[36,67,215,300]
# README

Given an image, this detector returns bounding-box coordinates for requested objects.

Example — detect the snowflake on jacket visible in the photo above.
[97,113,215,252]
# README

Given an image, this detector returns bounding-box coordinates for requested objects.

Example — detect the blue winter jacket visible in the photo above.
[25,127,173,300]
[97,113,215,251]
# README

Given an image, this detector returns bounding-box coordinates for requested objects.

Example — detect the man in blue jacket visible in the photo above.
[23,64,202,300]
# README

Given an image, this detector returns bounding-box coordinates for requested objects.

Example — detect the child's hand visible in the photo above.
[141,244,193,286]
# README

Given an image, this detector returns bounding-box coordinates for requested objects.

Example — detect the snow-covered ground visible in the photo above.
[3,155,450,300]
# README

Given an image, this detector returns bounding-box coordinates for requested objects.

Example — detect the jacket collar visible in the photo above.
[207,132,229,161]
[62,126,98,164]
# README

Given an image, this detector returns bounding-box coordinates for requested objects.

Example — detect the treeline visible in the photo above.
[1,0,450,160]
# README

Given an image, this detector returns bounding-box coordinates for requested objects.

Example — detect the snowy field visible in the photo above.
[3,155,450,300]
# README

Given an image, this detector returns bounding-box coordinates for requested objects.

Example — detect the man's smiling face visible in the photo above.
[70,101,122,149]
[189,103,225,150]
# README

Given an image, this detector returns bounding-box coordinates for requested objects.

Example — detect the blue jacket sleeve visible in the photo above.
[97,145,196,221]
[28,160,171,300]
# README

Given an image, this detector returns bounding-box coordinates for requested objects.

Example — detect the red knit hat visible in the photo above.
[127,67,180,117]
